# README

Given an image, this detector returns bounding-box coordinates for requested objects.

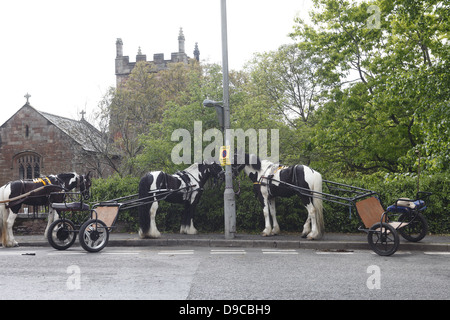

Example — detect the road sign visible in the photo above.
[220,146,231,166]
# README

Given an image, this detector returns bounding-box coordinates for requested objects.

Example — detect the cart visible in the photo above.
[260,177,430,256]
[47,186,195,252]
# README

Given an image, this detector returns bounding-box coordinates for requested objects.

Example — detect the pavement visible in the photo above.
[13,231,450,252]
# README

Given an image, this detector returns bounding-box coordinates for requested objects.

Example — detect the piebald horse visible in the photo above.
[138,160,223,239]
[0,172,92,247]
[234,154,324,239]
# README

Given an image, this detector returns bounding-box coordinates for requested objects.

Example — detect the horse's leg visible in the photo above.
[148,202,161,238]
[305,202,320,240]
[301,215,311,238]
[269,198,280,235]
[44,207,59,239]
[180,203,189,234]
[261,202,273,237]
[186,204,198,235]
[5,209,19,247]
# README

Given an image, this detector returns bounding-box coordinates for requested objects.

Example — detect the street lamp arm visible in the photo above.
[203,99,223,108]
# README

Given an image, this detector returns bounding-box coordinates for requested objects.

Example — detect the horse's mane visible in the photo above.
[184,163,199,174]
[57,172,78,179]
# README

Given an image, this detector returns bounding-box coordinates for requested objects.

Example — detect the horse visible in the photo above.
[0,172,92,247]
[233,154,324,239]
[138,160,223,239]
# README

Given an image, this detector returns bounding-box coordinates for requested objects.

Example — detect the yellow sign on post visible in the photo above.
[219,146,231,166]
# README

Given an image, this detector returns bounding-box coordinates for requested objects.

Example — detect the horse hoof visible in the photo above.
[4,241,19,248]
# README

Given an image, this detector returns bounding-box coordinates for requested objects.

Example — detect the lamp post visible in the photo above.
[203,0,236,239]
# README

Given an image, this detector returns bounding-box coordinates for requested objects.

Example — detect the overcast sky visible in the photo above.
[0,0,313,125]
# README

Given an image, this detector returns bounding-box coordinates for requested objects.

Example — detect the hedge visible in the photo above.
[90,171,449,235]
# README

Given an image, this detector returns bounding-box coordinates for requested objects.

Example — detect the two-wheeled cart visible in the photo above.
[47,186,195,252]
[260,176,430,256]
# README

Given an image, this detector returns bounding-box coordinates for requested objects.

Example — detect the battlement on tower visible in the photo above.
[115,28,200,86]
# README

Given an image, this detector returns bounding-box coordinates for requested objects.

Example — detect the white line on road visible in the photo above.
[262,249,298,255]
[424,252,450,255]
[158,250,195,255]
[316,251,354,255]
[210,249,246,255]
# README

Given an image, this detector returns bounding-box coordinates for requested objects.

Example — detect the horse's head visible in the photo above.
[232,152,261,178]
[201,159,225,183]
[57,172,92,200]
[79,171,92,200]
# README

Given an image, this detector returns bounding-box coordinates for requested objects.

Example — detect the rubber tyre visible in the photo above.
[78,219,109,253]
[47,219,77,250]
[368,222,399,256]
[398,212,428,242]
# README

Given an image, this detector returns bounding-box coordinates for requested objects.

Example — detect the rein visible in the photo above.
[0,186,47,204]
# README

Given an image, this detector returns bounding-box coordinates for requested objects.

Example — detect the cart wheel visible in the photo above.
[78,219,109,253]
[47,219,77,250]
[398,212,428,242]
[367,222,399,256]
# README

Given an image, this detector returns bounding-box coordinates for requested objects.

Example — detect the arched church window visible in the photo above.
[16,154,41,180]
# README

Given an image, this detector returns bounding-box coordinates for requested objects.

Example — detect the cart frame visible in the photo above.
[259,176,430,256]
[47,185,197,252]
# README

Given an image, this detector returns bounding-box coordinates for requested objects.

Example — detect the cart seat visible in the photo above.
[51,202,90,211]
[386,199,425,213]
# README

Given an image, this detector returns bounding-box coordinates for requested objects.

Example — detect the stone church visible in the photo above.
[0,29,197,187]
[0,100,113,186]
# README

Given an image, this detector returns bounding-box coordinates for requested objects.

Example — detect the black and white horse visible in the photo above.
[0,172,92,247]
[234,154,324,239]
[138,160,223,239]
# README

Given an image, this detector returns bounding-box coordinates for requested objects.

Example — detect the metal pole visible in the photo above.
[221,0,236,239]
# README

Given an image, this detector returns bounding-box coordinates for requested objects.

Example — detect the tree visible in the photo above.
[291,0,449,173]
[246,44,327,126]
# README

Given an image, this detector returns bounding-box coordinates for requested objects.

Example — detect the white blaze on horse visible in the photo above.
[0,172,92,247]
[234,154,324,239]
[138,160,223,239]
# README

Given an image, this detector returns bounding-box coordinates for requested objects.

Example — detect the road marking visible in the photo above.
[47,252,87,256]
[100,252,141,255]
[316,251,354,255]
[262,249,298,255]
[210,249,246,255]
[424,252,450,255]
[158,250,194,255]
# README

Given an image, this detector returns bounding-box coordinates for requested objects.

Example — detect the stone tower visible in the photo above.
[115,28,199,86]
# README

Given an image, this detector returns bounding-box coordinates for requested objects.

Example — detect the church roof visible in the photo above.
[0,103,105,153]
[38,110,105,153]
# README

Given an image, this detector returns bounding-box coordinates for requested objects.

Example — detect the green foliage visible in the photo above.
[92,0,448,235]
[90,171,449,234]
[90,175,140,230]
[321,171,450,234]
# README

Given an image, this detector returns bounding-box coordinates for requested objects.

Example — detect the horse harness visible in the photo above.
[5,176,63,209]
[175,170,203,202]
[255,164,301,198]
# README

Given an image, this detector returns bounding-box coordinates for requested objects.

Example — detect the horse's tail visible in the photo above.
[138,174,152,237]
[312,171,324,238]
